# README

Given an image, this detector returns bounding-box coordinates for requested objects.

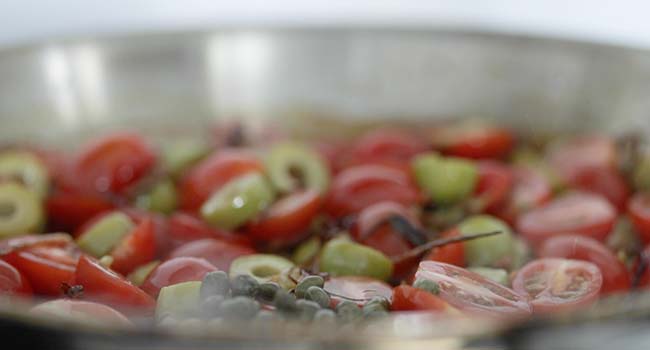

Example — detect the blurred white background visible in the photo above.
[1,0,650,48]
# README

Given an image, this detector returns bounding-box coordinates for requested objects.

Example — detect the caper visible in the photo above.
[200,271,230,300]
[314,309,336,323]
[336,301,362,323]
[296,299,321,321]
[0,183,44,238]
[217,296,260,320]
[305,286,330,309]
[201,295,226,319]
[257,282,281,303]
[265,142,330,194]
[295,275,325,299]
[230,274,260,297]
[413,278,441,295]
[364,296,390,309]
[273,289,298,313]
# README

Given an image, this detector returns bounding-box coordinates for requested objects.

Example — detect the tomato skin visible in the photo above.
[0,259,32,296]
[141,257,217,298]
[30,299,131,327]
[570,166,630,212]
[547,135,616,183]
[538,235,630,295]
[343,129,428,168]
[167,212,251,248]
[247,190,323,248]
[74,132,156,195]
[475,161,514,212]
[323,276,393,307]
[435,126,514,159]
[423,229,465,267]
[46,192,114,233]
[491,167,551,225]
[324,164,422,218]
[75,255,155,313]
[4,246,77,296]
[628,193,650,244]
[391,285,448,312]
[512,258,602,314]
[121,208,171,258]
[168,238,255,271]
[179,150,264,211]
[110,218,156,275]
[516,191,617,246]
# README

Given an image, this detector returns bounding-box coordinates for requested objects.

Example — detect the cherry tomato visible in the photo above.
[120,208,171,257]
[179,149,264,211]
[475,161,514,212]
[4,245,77,296]
[110,218,156,275]
[343,128,428,168]
[74,132,156,195]
[628,192,650,244]
[432,124,514,159]
[75,255,155,313]
[516,192,617,246]
[323,276,393,307]
[0,233,73,256]
[491,167,551,225]
[512,258,602,314]
[167,212,251,248]
[247,190,322,248]
[416,261,532,318]
[546,135,616,182]
[569,166,630,212]
[0,259,32,296]
[312,140,348,173]
[46,192,114,233]
[423,229,465,267]
[168,238,255,271]
[538,235,630,294]
[324,164,422,218]
[391,285,449,312]
[141,257,217,298]
[30,299,131,327]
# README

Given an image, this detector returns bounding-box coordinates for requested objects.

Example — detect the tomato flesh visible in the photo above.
[433,125,514,159]
[168,238,255,271]
[423,229,465,267]
[475,161,514,212]
[569,166,630,212]
[628,192,650,244]
[46,192,114,233]
[343,128,428,169]
[141,257,217,298]
[167,212,251,248]
[0,259,32,296]
[547,135,616,183]
[4,245,77,296]
[110,218,156,275]
[391,285,449,312]
[491,167,551,225]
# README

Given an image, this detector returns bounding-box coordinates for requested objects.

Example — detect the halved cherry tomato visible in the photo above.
[30,299,131,327]
[74,132,156,195]
[432,125,514,159]
[570,166,630,212]
[247,190,322,248]
[538,235,630,294]
[110,218,156,275]
[416,261,532,318]
[546,135,616,182]
[628,192,650,244]
[491,167,551,225]
[475,161,514,212]
[46,192,114,233]
[179,150,264,211]
[512,258,602,314]
[0,233,73,256]
[75,255,155,313]
[313,140,348,173]
[516,192,617,246]
[0,259,32,296]
[324,164,422,218]
[391,285,449,312]
[323,276,393,307]
[167,212,251,248]
[3,245,77,296]
[342,128,428,169]
[140,257,217,298]
[121,208,172,258]
[423,229,465,267]
[168,238,255,271]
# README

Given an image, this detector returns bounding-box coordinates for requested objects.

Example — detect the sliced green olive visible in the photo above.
[0,183,44,238]
[229,254,295,284]
[633,154,650,192]
[161,140,210,178]
[76,212,135,257]
[98,255,114,269]
[468,267,509,285]
[135,178,178,215]
[510,237,532,270]
[200,173,274,230]
[127,260,160,286]
[412,153,478,206]
[319,237,393,281]
[459,215,514,268]
[291,236,321,267]
[265,142,330,194]
[0,151,49,198]
[156,281,202,321]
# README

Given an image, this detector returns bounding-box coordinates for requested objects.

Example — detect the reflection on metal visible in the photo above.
[42,46,79,127]
[71,45,107,121]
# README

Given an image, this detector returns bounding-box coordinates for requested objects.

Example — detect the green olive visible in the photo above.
[0,183,44,238]
[229,254,295,284]
[459,215,514,268]
[161,140,210,178]
[291,236,321,267]
[510,237,532,270]
[200,173,274,230]
[127,260,160,286]
[0,151,49,198]
[265,142,330,194]
[467,267,509,285]
[319,237,393,281]
[156,281,202,321]
[412,153,478,205]
[76,212,135,257]
[633,154,650,192]
[135,178,178,215]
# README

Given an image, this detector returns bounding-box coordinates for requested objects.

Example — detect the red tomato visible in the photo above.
[313,140,348,173]
[475,161,514,212]
[120,208,171,257]
[538,235,630,294]
[628,192,650,244]
[4,245,77,296]
[0,233,74,255]
[179,150,263,211]
[46,192,114,233]
[110,218,156,275]
[247,190,323,248]
[324,164,422,218]
[323,276,393,307]
[432,124,514,159]
[168,238,255,271]
[491,167,551,225]
[415,261,532,318]
[391,285,449,312]
[30,299,131,326]
[423,229,465,267]
[546,135,616,183]
[167,212,251,248]
[74,132,156,195]
[141,257,217,298]
[0,259,32,296]
[569,166,630,211]
[343,128,428,168]
[512,258,602,314]
[516,192,617,246]
[75,255,155,313]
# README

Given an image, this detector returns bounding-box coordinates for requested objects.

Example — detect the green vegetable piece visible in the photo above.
[76,211,135,257]
[217,296,260,320]
[291,236,321,267]
[156,281,202,320]
[459,215,514,267]
[230,274,260,297]
[229,254,295,284]
[127,260,160,286]
[413,279,441,295]
[0,151,49,198]
[200,271,230,300]
[336,301,362,323]
[412,153,478,205]
[266,142,330,194]
[365,296,390,309]
[135,178,178,215]
[305,286,330,308]
[295,275,325,299]
[319,237,393,281]
[200,173,274,230]
[273,289,298,313]
[468,267,509,285]
[296,299,321,321]
[162,140,210,178]
[634,154,650,192]
[257,282,281,303]
[0,183,44,238]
